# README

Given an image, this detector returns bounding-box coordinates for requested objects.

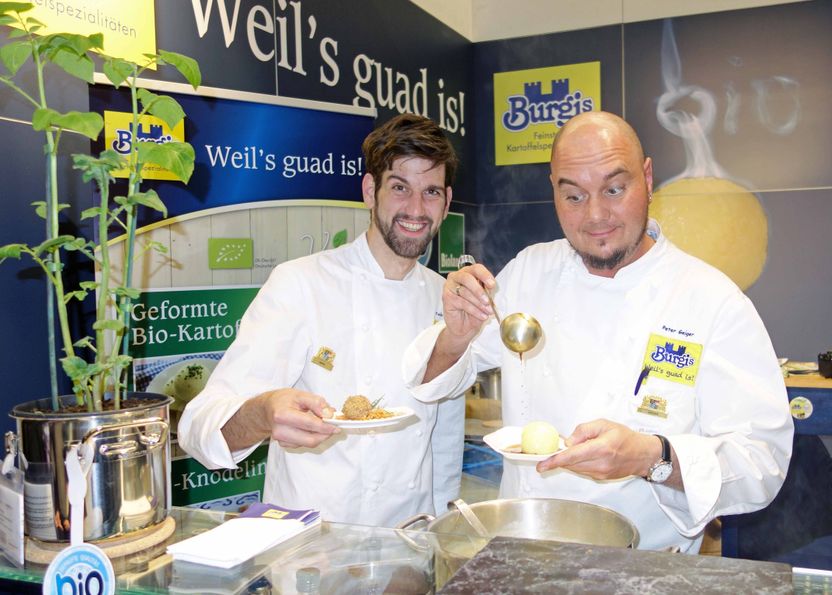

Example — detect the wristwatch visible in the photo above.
[645,434,673,483]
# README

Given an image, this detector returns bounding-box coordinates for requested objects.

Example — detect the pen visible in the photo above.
[634,365,650,396]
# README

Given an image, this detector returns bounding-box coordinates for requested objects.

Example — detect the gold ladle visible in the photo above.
[457,255,543,355]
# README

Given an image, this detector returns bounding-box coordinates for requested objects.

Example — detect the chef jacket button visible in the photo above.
[419,280,425,287]
[408,481,416,489]
[416,430,423,437]
[371,484,379,492]
[364,376,372,385]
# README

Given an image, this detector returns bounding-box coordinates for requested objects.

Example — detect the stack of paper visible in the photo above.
[167,504,320,569]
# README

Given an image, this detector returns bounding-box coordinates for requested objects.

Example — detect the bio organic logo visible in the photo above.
[501,78,595,132]
[209,238,254,270]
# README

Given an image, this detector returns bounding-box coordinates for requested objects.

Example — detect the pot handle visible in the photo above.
[394,513,435,553]
[82,417,169,458]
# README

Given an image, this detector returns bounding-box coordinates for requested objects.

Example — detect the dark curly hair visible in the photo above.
[362,113,458,188]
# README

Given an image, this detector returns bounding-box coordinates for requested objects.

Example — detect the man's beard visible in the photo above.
[373,209,435,259]
[570,217,648,271]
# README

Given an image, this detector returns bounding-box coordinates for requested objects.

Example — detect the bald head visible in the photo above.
[551,111,645,167]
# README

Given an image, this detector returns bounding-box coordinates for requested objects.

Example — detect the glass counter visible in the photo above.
[0,506,485,594]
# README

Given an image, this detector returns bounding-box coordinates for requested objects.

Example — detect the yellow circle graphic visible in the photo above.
[650,178,768,290]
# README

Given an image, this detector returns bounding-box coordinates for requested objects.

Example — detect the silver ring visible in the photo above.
[454,284,462,296]
[457,254,476,268]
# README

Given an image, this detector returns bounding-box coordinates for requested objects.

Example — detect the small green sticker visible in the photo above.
[438,212,464,273]
[332,228,348,248]
[208,238,253,269]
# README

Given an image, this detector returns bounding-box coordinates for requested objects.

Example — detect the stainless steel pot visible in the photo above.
[470,367,501,400]
[398,498,639,589]
[10,393,172,542]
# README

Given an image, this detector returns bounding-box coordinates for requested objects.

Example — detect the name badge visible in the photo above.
[311,346,335,371]
[642,333,703,387]
[637,395,668,418]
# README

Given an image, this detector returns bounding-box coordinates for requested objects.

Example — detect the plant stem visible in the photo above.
[93,173,110,412]
[32,40,79,408]
[116,67,143,408]
[45,165,58,410]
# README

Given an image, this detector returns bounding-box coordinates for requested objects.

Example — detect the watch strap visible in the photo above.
[655,434,671,463]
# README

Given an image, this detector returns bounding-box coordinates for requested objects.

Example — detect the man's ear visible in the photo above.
[362,173,376,210]
[644,157,654,200]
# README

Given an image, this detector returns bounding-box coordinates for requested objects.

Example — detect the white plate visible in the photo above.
[147,357,218,407]
[323,406,415,428]
[483,425,566,462]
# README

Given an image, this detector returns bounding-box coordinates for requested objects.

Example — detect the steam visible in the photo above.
[656,19,729,184]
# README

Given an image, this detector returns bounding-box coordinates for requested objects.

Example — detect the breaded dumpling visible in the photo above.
[342,395,372,420]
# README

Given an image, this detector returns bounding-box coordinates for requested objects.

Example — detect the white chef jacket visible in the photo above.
[404,220,793,552]
[178,233,464,526]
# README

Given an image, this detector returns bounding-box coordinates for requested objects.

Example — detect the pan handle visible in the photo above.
[394,513,435,553]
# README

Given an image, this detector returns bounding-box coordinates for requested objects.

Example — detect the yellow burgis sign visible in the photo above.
[12,0,156,65]
[104,111,185,181]
[642,333,703,387]
[493,62,601,166]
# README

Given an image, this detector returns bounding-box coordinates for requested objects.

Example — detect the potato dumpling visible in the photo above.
[521,421,560,455]
[164,363,209,410]
[342,395,373,420]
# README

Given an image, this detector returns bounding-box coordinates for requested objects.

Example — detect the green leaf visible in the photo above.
[158,50,201,89]
[0,243,25,259]
[63,290,88,303]
[137,141,194,182]
[79,281,98,290]
[72,337,94,350]
[332,229,348,248]
[80,206,105,220]
[138,88,184,129]
[5,27,28,39]
[130,189,167,217]
[34,234,75,255]
[114,287,140,299]
[0,3,34,17]
[114,354,133,368]
[33,108,103,140]
[73,150,122,185]
[92,319,126,332]
[102,57,133,87]
[60,355,89,379]
[31,200,46,219]
[0,40,31,75]
[49,46,94,82]
[63,237,90,251]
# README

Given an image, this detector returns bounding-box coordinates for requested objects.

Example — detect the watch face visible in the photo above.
[649,462,673,483]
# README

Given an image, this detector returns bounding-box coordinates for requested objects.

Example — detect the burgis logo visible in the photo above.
[651,342,696,369]
[501,78,595,132]
[104,110,185,180]
[112,122,174,155]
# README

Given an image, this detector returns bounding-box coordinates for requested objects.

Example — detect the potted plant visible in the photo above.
[0,2,201,542]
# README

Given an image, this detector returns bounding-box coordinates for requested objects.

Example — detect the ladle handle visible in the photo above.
[458,254,501,324]
[450,498,490,539]
[485,291,502,325]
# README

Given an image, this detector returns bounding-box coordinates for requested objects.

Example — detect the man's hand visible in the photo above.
[222,388,340,451]
[443,263,497,344]
[422,263,497,382]
[535,419,682,489]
